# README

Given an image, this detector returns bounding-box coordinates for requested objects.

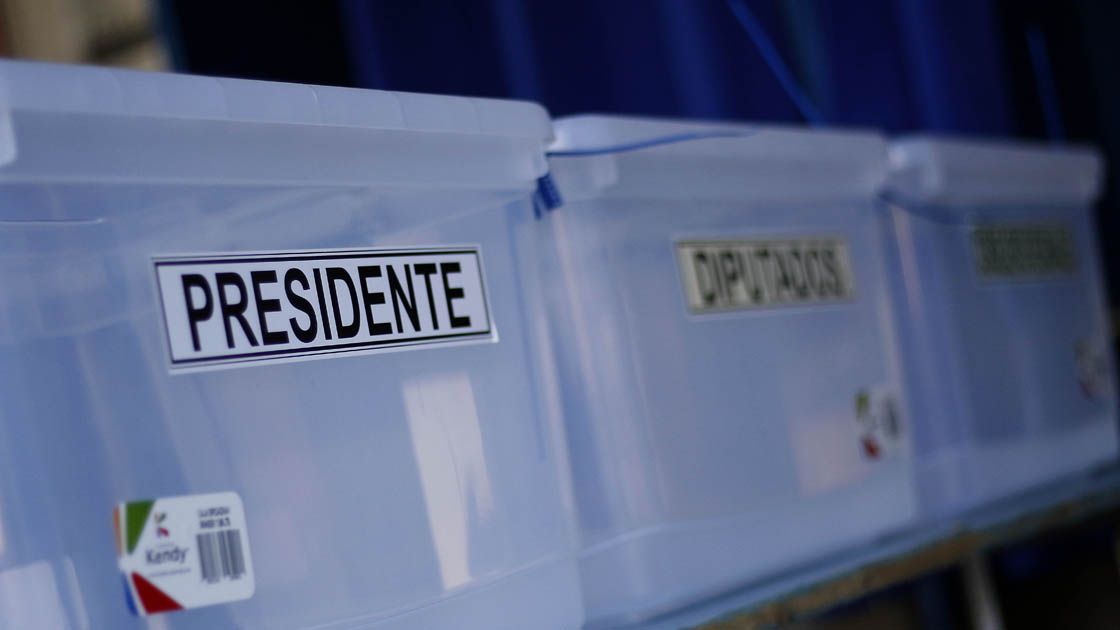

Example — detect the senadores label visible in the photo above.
[155,247,494,371]
[677,237,855,314]
[114,492,254,616]
[972,225,1076,278]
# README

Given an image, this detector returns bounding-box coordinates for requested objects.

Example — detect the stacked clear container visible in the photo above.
[884,137,1118,518]
[538,115,918,626]
[0,61,581,629]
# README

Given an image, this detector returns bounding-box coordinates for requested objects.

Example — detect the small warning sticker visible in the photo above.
[114,492,254,616]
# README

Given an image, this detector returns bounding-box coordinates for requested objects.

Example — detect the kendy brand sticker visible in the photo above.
[114,492,254,616]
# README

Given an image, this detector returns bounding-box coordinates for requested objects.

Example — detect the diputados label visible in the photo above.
[677,237,855,314]
[155,248,494,371]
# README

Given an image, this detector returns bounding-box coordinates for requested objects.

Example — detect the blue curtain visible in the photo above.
[164,0,1112,284]
[339,0,1013,134]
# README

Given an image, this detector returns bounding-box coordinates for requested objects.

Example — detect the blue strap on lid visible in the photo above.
[533,173,563,217]
[535,129,757,216]
[546,130,755,159]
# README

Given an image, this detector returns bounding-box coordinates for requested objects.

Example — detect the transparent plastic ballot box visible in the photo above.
[884,136,1118,518]
[0,60,583,630]
[537,115,918,626]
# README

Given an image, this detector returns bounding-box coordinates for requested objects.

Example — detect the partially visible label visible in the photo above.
[114,492,254,616]
[972,225,1076,278]
[1076,336,1113,400]
[155,247,494,371]
[677,237,855,314]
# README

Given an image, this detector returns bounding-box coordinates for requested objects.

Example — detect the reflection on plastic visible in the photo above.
[789,414,863,496]
[403,373,494,590]
[0,559,88,629]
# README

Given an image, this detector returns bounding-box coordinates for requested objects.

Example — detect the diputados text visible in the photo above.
[155,248,493,370]
[677,237,855,313]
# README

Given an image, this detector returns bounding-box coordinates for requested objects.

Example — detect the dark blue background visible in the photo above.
[159,0,1119,291]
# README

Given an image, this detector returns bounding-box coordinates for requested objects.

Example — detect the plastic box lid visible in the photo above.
[886,136,1103,207]
[549,114,887,202]
[0,60,552,187]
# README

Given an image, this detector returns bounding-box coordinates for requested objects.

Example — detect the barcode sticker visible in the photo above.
[197,529,246,583]
[114,492,254,616]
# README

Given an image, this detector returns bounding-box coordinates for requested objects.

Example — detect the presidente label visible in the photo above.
[114,492,254,616]
[677,237,855,314]
[155,247,494,371]
[972,225,1076,278]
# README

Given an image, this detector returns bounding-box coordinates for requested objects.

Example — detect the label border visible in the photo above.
[153,246,495,371]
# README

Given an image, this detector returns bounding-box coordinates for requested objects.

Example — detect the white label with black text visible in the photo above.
[677,237,855,314]
[155,248,494,370]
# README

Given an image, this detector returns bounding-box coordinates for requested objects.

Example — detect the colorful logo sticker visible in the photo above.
[113,491,254,616]
[855,386,903,460]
